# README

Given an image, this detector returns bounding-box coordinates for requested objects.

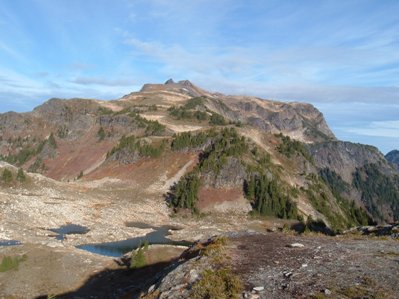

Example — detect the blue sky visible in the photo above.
[0,0,398,153]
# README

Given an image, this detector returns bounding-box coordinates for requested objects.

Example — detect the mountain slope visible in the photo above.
[0,79,398,226]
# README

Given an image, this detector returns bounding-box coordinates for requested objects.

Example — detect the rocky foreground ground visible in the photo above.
[146,232,399,299]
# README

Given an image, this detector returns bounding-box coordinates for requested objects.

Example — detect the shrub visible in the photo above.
[130,242,148,269]
[16,168,26,182]
[48,133,57,149]
[191,268,243,299]
[0,255,27,272]
[209,113,226,126]
[97,127,106,141]
[2,168,13,183]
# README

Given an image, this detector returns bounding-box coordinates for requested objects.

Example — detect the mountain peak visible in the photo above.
[138,79,205,97]
[164,78,175,85]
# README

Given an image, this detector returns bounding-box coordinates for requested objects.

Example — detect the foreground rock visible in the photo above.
[144,232,399,299]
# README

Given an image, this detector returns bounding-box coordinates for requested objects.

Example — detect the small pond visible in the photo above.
[49,224,90,241]
[0,240,21,246]
[77,224,190,257]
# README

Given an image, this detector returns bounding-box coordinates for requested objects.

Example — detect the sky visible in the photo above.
[0,0,398,154]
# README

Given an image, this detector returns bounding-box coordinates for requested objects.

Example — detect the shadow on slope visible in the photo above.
[36,258,180,299]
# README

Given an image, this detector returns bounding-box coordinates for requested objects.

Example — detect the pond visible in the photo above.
[76,224,190,257]
[49,224,90,241]
[0,240,21,246]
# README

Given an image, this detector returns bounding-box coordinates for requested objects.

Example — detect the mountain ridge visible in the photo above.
[0,79,398,225]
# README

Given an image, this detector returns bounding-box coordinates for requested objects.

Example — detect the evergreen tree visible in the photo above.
[2,169,13,183]
[97,127,106,141]
[16,168,26,182]
[245,175,298,219]
[48,133,57,149]
[171,174,200,210]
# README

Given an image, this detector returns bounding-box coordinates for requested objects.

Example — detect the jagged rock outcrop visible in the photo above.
[386,150,399,170]
[221,97,335,142]
[201,157,247,188]
[140,79,207,98]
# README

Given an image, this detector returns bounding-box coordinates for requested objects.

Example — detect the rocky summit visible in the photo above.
[0,80,398,298]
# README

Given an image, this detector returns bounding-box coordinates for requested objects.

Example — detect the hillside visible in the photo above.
[1,79,399,297]
[0,79,397,226]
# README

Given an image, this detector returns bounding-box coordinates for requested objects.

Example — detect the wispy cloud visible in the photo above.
[70,77,136,87]
[346,120,399,138]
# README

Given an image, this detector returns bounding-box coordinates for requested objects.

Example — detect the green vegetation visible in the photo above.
[320,168,370,226]
[97,106,113,115]
[198,128,248,175]
[245,174,298,219]
[28,157,46,173]
[304,174,370,232]
[99,107,165,136]
[143,118,165,136]
[1,144,37,166]
[148,104,158,111]
[192,236,242,299]
[77,171,83,180]
[209,113,226,125]
[16,168,26,182]
[184,97,206,109]
[170,128,291,220]
[171,130,217,151]
[130,242,149,269]
[168,96,227,125]
[57,126,69,139]
[275,133,312,161]
[129,111,165,136]
[1,168,13,183]
[171,128,249,211]
[353,163,399,221]
[171,173,200,210]
[191,268,243,299]
[107,135,167,160]
[338,276,388,299]
[48,133,57,149]
[97,127,106,141]
[201,237,227,262]
[168,106,208,122]
[0,255,27,272]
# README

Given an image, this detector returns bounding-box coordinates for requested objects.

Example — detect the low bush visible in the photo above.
[0,255,27,272]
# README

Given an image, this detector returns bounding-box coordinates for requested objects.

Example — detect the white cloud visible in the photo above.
[346,120,399,138]
[70,77,136,87]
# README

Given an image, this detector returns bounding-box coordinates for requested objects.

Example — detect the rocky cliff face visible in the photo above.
[309,141,399,222]
[225,98,335,142]
[386,150,399,170]
[308,141,391,183]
